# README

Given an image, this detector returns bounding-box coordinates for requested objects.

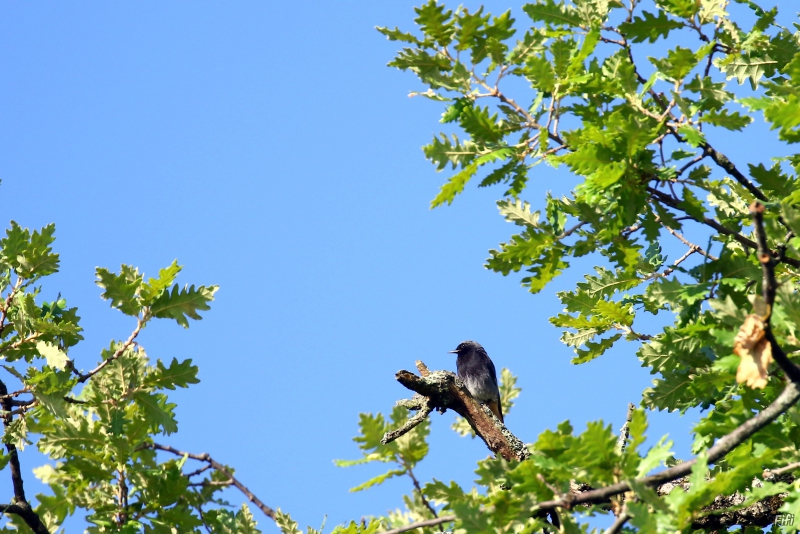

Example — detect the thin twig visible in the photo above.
[648,187,800,266]
[71,317,144,383]
[381,401,433,445]
[557,221,588,240]
[764,461,800,478]
[380,514,456,534]
[660,223,718,261]
[616,403,635,454]
[402,459,437,518]
[140,442,277,520]
[184,464,213,479]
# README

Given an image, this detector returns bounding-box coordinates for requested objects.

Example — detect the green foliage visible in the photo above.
[367,0,800,532]
[335,406,431,492]
[0,222,278,533]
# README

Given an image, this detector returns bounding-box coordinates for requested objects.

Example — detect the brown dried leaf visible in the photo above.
[733,315,773,389]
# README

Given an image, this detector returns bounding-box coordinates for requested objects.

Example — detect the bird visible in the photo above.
[449,340,503,423]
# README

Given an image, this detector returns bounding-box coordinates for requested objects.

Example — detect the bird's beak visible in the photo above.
[448,349,458,354]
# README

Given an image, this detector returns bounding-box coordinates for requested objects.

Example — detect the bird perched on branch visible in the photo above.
[449,340,503,423]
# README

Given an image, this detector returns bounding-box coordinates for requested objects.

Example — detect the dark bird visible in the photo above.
[449,340,503,423]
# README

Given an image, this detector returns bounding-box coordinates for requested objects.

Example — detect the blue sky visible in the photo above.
[0,1,785,532]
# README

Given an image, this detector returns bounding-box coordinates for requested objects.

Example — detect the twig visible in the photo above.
[140,442,276,520]
[380,514,456,534]
[184,464,213,479]
[764,461,800,478]
[381,399,433,444]
[193,491,214,534]
[71,317,144,383]
[676,151,708,177]
[604,510,631,534]
[616,403,635,454]
[750,202,800,383]
[189,480,233,488]
[660,222,718,261]
[402,459,437,518]
[557,221,588,240]
[648,187,800,266]
[0,278,24,337]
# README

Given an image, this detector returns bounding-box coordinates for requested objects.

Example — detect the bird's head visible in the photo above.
[449,340,483,355]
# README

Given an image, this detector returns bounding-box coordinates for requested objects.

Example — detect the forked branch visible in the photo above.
[383,361,529,462]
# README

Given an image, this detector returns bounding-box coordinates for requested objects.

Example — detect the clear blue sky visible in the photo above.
[0,2,783,531]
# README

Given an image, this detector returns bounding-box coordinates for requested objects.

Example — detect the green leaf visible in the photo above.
[678,186,706,219]
[348,469,406,492]
[751,162,797,197]
[649,46,699,81]
[424,133,478,171]
[133,391,178,434]
[141,260,183,303]
[497,199,541,228]
[656,0,699,18]
[146,358,200,390]
[699,108,753,131]
[572,333,622,364]
[620,10,683,43]
[35,341,68,371]
[375,26,423,46]
[522,0,582,27]
[637,435,674,476]
[719,52,777,87]
[677,124,706,147]
[524,55,556,92]
[96,265,143,316]
[150,284,218,328]
[414,0,455,47]
[592,300,634,326]
[1,222,60,279]
[388,48,459,90]
[430,162,480,208]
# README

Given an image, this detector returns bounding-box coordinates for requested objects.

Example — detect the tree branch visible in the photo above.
[660,222,718,261]
[384,361,529,462]
[749,201,800,383]
[648,187,800,267]
[533,380,800,511]
[139,442,277,521]
[0,379,50,534]
[604,510,630,534]
[380,514,456,534]
[616,403,635,454]
[70,317,143,383]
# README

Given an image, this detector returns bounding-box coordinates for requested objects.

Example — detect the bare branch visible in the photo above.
[381,396,433,444]
[660,222,718,261]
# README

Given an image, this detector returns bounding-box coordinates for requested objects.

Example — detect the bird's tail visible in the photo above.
[487,399,504,424]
